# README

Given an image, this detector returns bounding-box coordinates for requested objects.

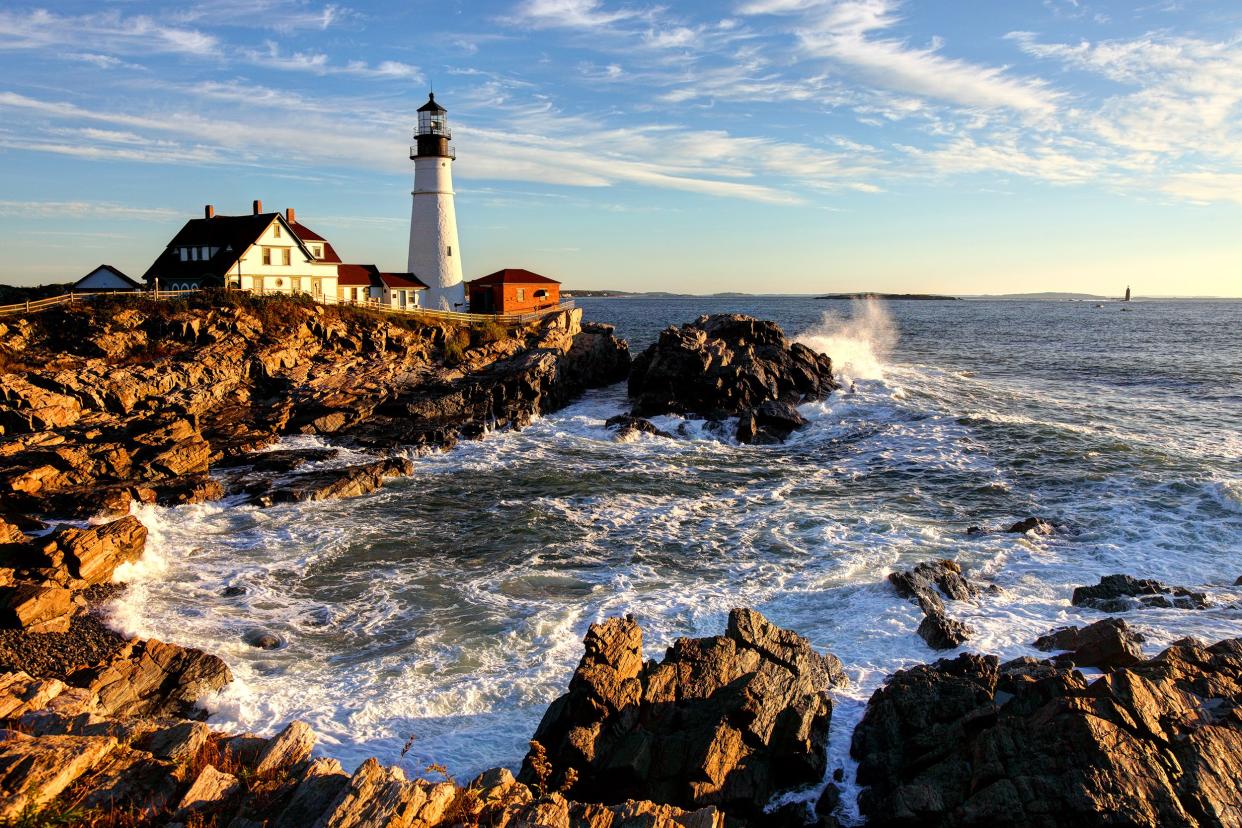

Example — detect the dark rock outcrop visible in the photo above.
[888,560,981,649]
[1072,573,1209,612]
[519,608,845,820]
[1033,617,1145,671]
[627,314,836,443]
[851,637,1242,827]
[604,414,671,440]
[1006,517,1055,535]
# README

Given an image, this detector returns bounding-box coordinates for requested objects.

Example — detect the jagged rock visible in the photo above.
[76,747,182,814]
[1072,573,1209,612]
[851,638,1242,827]
[0,517,25,545]
[736,400,809,444]
[254,721,315,776]
[143,720,211,767]
[521,608,844,820]
[177,764,240,815]
[314,757,457,828]
[43,515,147,585]
[1006,517,1055,535]
[0,671,65,717]
[604,414,671,440]
[275,757,350,828]
[0,584,73,633]
[888,560,980,650]
[1034,617,1145,671]
[628,315,838,420]
[73,637,232,718]
[254,457,414,506]
[0,731,118,819]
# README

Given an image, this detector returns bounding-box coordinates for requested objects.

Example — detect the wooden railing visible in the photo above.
[0,289,199,317]
[0,288,575,326]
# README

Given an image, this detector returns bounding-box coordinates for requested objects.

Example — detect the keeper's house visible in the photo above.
[336,264,428,309]
[144,202,340,297]
[466,269,560,314]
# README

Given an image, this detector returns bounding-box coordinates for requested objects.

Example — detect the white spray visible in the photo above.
[795,298,898,383]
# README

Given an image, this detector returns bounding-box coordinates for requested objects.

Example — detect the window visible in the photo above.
[281,248,291,266]
[447,246,452,257]
[179,248,188,262]
[201,246,209,260]
[312,245,322,258]
[262,247,272,265]
[291,276,301,291]
[190,247,198,261]
[273,224,281,238]
[516,288,525,302]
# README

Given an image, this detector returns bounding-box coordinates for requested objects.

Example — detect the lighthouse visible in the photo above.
[407,93,464,310]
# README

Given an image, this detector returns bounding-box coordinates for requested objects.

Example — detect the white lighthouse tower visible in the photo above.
[407,93,464,310]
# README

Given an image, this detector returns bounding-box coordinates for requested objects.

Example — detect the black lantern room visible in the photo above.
[411,93,454,160]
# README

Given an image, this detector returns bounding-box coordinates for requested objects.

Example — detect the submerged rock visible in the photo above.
[250,457,413,506]
[888,560,982,649]
[1006,516,1056,535]
[851,637,1242,827]
[627,314,837,442]
[1072,573,1209,612]
[604,414,671,440]
[519,608,845,820]
[1033,617,1144,671]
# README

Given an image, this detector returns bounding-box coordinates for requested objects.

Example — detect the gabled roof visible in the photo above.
[336,264,428,290]
[378,272,428,289]
[290,222,342,263]
[337,263,377,286]
[469,268,560,286]
[143,212,317,282]
[74,264,141,289]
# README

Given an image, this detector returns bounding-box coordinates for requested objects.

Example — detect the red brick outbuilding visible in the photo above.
[467,269,560,314]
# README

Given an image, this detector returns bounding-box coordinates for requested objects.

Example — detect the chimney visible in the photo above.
[253,199,263,215]
[286,207,296,224]
[204,204,215,219]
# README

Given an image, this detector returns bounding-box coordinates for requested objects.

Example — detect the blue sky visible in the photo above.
[1,0,1240,295]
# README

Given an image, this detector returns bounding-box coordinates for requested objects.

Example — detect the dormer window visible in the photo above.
[179,247,188,262]
[273,224,281,238]
[312,245,322,258]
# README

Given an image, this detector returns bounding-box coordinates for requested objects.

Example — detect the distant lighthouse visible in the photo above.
[407,93,464,310]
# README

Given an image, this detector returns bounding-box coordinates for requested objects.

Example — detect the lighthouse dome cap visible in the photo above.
[418,92,447,113]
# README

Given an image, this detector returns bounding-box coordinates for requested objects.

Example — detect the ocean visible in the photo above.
[112,296,1242,819]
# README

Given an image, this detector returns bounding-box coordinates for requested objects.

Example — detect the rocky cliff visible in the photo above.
[0,291,629,519]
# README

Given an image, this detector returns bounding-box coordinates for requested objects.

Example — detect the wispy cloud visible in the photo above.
[0,8,219,56]
[508,0,646,30]
[0,200,183,220]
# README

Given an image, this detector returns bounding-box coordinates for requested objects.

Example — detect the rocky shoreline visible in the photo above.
[2,301,1240,826]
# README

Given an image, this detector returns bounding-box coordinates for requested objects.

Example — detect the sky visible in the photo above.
[0,0,1240,296]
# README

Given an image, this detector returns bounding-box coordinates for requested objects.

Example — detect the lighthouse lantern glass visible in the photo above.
[419,110,450,137]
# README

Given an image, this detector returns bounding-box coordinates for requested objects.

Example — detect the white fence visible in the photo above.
[0,288,574,326]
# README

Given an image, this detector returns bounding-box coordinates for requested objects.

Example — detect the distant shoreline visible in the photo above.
[564,290,1238,301]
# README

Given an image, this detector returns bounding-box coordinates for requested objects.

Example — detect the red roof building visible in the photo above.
[466,269,560,314]
[335,263,428,308]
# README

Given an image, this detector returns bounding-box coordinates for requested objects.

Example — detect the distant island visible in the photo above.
[816,293,959,301]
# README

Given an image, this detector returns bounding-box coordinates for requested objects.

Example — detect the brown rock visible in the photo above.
[177,764,240,815]
[0,671,65,717]
[143,720,211,767]
[49,515,147,585]
[0,584,73,633]
[1034,617,1145,671]
[274,757,350,828]
[0,518,25,545]
[850,638,1242,827]
[257,457,413,505]
[888,560,982,650]
[0,731,117,819]
[254,720,316,776]
[76,637,233,718]
[1006,517,1055,535]
[521,608,844,820]
[1072,573,1209,612]
[314,757,457,828]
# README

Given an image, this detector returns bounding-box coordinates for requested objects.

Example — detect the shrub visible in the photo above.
[471,319,510,346]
